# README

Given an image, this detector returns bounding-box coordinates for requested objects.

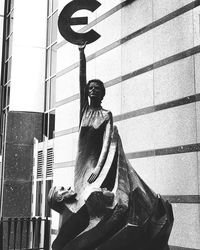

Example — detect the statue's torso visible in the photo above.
[74,104,111,196]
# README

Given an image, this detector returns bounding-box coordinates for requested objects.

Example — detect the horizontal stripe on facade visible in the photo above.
[56,94,79,108]
[54,161,75,169]
[114,93,200,122]
[105,45,200,89]
[56,0,200,78]
[163,195,200,204]
[56,45,200,110]
[53,143,200,167]
[126,143,200,159]
[55,93,200,137]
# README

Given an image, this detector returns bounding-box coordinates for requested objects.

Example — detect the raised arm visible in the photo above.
[79,44,88,126]
[88,113,113,183]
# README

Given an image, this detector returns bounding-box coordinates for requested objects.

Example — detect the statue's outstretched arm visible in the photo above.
[79,43,88,126]
[88,113,113,183]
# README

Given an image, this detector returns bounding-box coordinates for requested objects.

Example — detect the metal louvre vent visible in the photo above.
[37,150,43,179]
[46,148,53,178]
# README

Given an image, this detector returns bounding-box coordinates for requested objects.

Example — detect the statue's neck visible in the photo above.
[89,98,102,109]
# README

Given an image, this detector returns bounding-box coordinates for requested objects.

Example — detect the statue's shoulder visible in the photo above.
[101,108,113,121]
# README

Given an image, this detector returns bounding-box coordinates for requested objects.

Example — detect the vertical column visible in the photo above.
[2,111,43,217]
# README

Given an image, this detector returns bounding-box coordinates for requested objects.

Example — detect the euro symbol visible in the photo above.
[58,0,101,45]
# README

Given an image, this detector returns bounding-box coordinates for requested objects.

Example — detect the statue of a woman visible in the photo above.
[48,45,174,250]
[75,43,113,195]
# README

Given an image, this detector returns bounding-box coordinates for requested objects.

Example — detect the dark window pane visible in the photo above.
[45,179,53,217]
[43,112,48,137]
[4,61,8,84]
[49,110,55,139]
[3,86,6,108]
[5,39,9,60]
[6,0,11,14]
[5,17,10,37]
[35,181,43,216]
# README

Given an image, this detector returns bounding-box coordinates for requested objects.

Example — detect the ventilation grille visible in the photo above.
[37,150,43,179]
[46,148,53,178]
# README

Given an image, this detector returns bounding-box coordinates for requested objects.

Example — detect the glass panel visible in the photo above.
[45,80,50,111]
[35,181,43,216]
[5,17,10,38]
[5,39,9,60]
[50,44,57,76]
[49,110,55,139]
[48,0,53,16]
[50,77,56,109]
[10,0,14,9]
[4,37,12,60]
[43,112,48,137]
[51,11,58,43]
[45,49,51,79]
[10,10,14,34]
[45,179,53,217]
[3,63,8,84]
[7,57,12,81]
[6,83,10,107]
[6,0,11,14]
[52,0,58,12]
[3,86,7,108]
[47,16,52,46]
[8,35,13,58]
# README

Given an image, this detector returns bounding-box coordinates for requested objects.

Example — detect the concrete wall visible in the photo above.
[52,0,200,249]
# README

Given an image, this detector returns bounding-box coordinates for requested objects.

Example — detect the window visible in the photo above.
[0,0,14,146]
[32,139,54,218]
[44,0,58,141]
[43,110,55,140]
[32,139,53,247]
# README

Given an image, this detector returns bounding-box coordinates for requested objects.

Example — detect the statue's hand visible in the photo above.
[78,41,87,50]
[87,167,101,183]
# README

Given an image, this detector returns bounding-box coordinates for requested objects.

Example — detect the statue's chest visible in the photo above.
[81,109,108,129]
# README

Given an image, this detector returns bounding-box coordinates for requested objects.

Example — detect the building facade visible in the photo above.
[0,0,200,249]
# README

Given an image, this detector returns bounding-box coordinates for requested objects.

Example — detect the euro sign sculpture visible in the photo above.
[58,0,101,45]
[49,1,174,249]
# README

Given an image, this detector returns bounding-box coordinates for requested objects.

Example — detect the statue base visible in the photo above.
[52,189,173,250]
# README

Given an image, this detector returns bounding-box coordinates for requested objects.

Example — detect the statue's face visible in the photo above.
[54,186,76,202]
[88,82,104,101]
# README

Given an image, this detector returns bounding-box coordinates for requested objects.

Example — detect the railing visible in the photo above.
[0,217,50,250]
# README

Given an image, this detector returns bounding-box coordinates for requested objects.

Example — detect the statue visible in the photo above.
[48,45,173,250]
[48,2,174,249]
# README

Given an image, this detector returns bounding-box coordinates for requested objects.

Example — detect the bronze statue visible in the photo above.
[48,44,174,250]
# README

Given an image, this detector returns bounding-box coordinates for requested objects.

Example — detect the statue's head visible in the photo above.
[87,79,105,102]
[47,186,77,213]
